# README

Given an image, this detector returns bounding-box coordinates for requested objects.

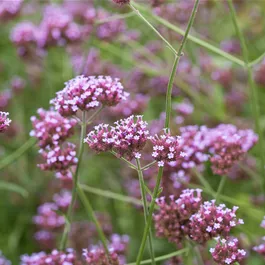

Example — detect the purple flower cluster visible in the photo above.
[0,112,11,133]
[83,234,129,265]
[210,237,246,265]
[33,203,65,231]
[50,75,128,117]
[149,130,183,167]
[153,189,202,244]
[11,4,83,56]
[21,249,80,265]
[189,201,244,244]
[85,115,149,160]
[30,108,77,148]
[112,0,130,5]
[0,0,23,21]
[38,143,78,172]
[154,190,244,248]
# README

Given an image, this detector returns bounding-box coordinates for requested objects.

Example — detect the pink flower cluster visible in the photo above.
[30,108,77,148]
[20,249,80,265]
[0,0,23,21]
[11,4,83,56]
[38,143,78,172]
[209,124,258,175]
[154,189,202,244]
[50,75,128,117]
[85,115,149,160]
[154,190,244,247]
[210,237,246,265]
[189,201,244,244]
[149,130,183,167]
[83,234,129,265]
[33,203,65,230]
[0,112,11,133]
[112,0,130,5]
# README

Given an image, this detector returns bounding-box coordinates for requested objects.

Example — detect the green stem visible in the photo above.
[132,1,245,67]
[141,161,156,171]
[95,11,135,25]
[215,176,227,203]
[80,183,143,206]
[227,0,265,192]
[77,184,110,255]
[136,167,164,265]
[126,248,188,265]
[136,159,156,265]
[86,106,104,124]
[0,138,36,171]
[164,0,200,128]
[129,3,178,56]
[60,111,87,250]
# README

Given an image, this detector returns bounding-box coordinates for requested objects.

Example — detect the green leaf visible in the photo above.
[0,181,28,198]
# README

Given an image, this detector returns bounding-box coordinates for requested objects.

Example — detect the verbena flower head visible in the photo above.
[153,189,202,244]
[30,108,77,148]
[0,252,11,265]
[189,201,244,244]
[209,124,258,175]
[50,75,128,116]
[0,0,23,21]
[85,115,149,160]
[83,234,129,265]
[38,143,78,171]
[10,21,38,56]
[210,237,246,265]
[0,112,11,133]
[149,129,183,167]
[85,124,114,153]
[112,115,149,160]
[39,5,82,47]
[20,249,80,265]
[33,203,65,230]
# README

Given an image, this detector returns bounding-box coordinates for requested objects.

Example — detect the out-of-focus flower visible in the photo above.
[0,112,11,133]
[210,237,246,265]
[34,230,56,251]
[253,237,265,258]
[55,170,73,189]
[0,0,23,21]
[33,203,65,230]
[254,58,265,86]
[53,190,72,212]
[0,90,12,110]
[20,249,80,265]
[38,143,78,172]
[189,201,244,244]
[10,76,26,94]
[30,108,77,148]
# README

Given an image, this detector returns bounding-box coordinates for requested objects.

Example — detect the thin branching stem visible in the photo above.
[129,2,178,56]
[164,0,200,128]
[227,0,265,192]
[60,111,87,250]
[110,150,137,170]
[135,166,164,265]
[141,161,156,171]
[77,184,110,256]
[215,176,227,203]
[136,158,156,265]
